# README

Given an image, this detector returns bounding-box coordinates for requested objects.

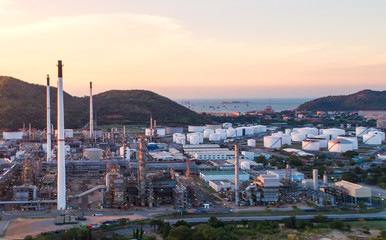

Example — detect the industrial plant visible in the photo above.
[0,61,384,237]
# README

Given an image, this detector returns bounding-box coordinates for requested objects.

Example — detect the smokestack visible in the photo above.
[57,60,66,210]
[46,75,52,162]
[323,172,327,185]
[139,138,147,207]
[313,169,318,190]
[89,81,93,139]
[235,144,239,206]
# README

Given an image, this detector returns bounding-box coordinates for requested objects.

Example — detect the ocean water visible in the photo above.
[175,98,312,113]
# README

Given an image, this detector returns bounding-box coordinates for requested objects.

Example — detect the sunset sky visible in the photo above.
[0,0,385,99]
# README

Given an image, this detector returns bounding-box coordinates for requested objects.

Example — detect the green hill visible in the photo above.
[297,90,386,111]
[0,76,206,130]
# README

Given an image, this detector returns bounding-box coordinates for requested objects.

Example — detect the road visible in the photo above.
[166,211,386,224]
[358,183,386,198]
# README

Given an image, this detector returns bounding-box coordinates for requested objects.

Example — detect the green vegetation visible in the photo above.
[342,166,386,188]
[297,89,386,111]
[0,76,207,130]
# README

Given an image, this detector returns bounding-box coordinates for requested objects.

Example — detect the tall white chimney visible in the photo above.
[57,60,66,210]
[313,169,318,190]
[89,81,93,139]
[46,75,52,162]
[235,144,239,206]
[323,172,327,185]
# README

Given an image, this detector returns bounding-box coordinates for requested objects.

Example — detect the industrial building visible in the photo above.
[199,171,249,183]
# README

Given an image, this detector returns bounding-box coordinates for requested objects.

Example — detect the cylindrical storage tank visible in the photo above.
[257,125,267,133]
[297,127,318,136]
[337,136,358,150]
[209,133,221,141]
[323,128,345,139]
[226,128,236,138]
[247,139,256,147]
[206,124,222,130]
[302,140,320,151]
[272,132,291,145]
[368,131,385,141]
[173,133,183,142]
[156,128,166,136]
[166,126,183,135]
[307,134,315,138]
[356,127,368,137]
[312,137,328,148]
[186,133,200,143]
[198,132,204,143]
[189,135,200,145]
[328,139,353,153]
[235,127,244,137]
[316,134,331,140]
[83,148,103,160]
[285,129,293,135]
[188,125,206,133]
[215,129,227,140]
[203,129,215,138]
[3,131,24,140]
[363,133,382,145]
[245,127,254,136]
[291,133,306,142]
[223,122,232,129]
[264,136,282,149]
[175,134,186,144]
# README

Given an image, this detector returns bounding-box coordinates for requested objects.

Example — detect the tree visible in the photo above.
[208,216,225,228]
[283,217,297,229]
[241,219,248,227]
[330,220,344,229]
[292,205,299,216]
[168,226,193,240]
[173,220,192,228]
[314,214,328,223]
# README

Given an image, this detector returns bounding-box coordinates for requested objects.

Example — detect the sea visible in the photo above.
[175,98,312,113]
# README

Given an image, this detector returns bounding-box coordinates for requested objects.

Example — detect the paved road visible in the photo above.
[167,211,386,224]
[358,183,386,198]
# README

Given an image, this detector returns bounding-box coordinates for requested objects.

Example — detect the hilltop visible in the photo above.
[297,90,386,111]
[0,76,206,130]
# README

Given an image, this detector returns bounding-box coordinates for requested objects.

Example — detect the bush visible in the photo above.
[330,220,344,229]
[314,214,328,223]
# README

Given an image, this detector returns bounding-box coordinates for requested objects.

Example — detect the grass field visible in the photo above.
[350,220,386,230]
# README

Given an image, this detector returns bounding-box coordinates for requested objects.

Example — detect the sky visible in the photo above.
[0,0,385,99]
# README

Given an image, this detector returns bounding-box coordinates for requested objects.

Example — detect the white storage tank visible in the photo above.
[226,128,236,138]
[356,127,369,137]
[291,133,306,142]
[285,129,293,135]
[245,127,254,136]
[297,127,318,136]
[176,135,186,144]
[368,131,385,141]
[337,136,358,150]
[328,139,353,153]
[247,139,256,147]
[363,133,382,145]
[235,127,244,137]
[272,132,291,145]
[203,129,215,138]
[209,133,221,141]
[215,129,227,140]
[323,128,345,139]
[264,136,282,149]
[206,124,222,130]
[223,122,232,129]
[307,134,315,138]
[156,128,166,136]
[188,125,206,133]
[83,148,103,160]
[189,135,200,145]
[302,139,320,151]
[312,136,328,148]
[3,132,24,140]
[257,125,267,133]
